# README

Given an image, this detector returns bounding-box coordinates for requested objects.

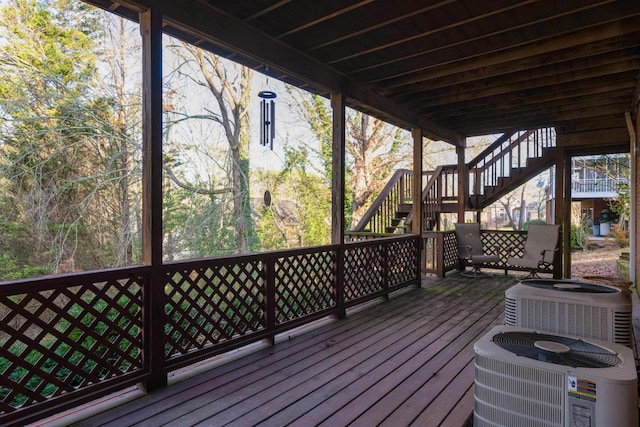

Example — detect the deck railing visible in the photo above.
[0,235,419,426]
[352,169,413,234]
[421,229,560,278]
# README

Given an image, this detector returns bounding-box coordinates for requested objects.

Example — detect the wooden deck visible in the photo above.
[50,273,515,427]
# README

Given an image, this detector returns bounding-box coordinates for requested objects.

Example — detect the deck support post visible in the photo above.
[331,93,346,319]
[411,128,423,235]
[412,128,424,284]
[140,8,167,392]
[554,147,569,279]
[627,112,638,286]
[457,144,466,223]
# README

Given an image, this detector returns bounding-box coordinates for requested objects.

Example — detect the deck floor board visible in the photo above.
[71,274,517,427]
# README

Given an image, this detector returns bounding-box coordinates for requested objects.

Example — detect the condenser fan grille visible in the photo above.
[493,331,621,368]
[521,279,617,293]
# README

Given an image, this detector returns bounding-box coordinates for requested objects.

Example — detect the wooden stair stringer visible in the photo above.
[469,147,557,210]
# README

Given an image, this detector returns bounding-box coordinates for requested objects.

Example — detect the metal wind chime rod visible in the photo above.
[259,90,276,150]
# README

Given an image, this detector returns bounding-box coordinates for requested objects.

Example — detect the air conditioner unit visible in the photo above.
[504,279,632,347]
[474,325,638,426]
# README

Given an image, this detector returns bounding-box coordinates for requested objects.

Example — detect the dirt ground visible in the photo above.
[570,242,625,280]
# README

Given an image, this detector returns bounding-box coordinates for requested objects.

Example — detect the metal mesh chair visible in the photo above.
[507,224,560,278]
[454,223,500,277]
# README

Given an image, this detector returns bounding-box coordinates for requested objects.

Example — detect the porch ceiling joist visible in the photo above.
[92,0,640,146]
[99,0,464,145]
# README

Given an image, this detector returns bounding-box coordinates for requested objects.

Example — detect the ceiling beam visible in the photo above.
[383,36,640,97]
[421,75,636,118]
[375,15,640,89]
[115,0,463,145]
[393,46,639,103]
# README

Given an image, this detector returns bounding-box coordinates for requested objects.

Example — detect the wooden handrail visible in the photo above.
[352,168,412,232]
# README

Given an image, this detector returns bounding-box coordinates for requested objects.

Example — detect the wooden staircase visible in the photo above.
[351,128,556,234]
[352,169,413,234]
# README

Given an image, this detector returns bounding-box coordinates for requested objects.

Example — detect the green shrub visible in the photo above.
[570,224,587,250]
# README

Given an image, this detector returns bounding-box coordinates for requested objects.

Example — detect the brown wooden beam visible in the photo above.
[376,14,640,88]
[140,7,167,391]
[383,37,640,97]
[423,76,636,118]
[125,0,463,145]
[406,58,640,108]
[331,93,346,244]
[557,127,631,148]
[457,145,466,223]
[411,128,423,235]
[345,1,639,79]
[629,110,638,285]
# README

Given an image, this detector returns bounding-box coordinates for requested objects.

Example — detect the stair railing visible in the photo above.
[352,128,556,235]
[417,164,459,231]
[468,128,556,204]
[352,168,413,234]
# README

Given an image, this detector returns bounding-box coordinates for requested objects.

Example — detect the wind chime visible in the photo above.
[258,89,276,150]
[259,76,277,206]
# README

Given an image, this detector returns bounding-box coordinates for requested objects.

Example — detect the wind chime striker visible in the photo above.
[258,90,276,150]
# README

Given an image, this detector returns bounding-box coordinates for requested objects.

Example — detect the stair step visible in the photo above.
[386,225,407,233]
[391,218,404,226]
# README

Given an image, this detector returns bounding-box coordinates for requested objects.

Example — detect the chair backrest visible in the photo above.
[523,224,560,263]
[454,223,484,256]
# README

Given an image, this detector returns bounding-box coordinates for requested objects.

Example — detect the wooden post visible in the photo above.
[331,93,346,319]
[627,111,638,286]
[140,8,166,391]
[412,128,423,285]
[554,147,569,279]
[411,128,423,235]
[457,143,466,223]
[331,93,345,245]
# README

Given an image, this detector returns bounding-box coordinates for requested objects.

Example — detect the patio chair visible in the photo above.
[454,223,500,277]
[507,223,560,278]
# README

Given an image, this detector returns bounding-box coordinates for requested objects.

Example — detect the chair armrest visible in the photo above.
[457,245,472,259]
[540,248,559,264]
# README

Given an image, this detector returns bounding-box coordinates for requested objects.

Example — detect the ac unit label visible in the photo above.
[568,376,597,402]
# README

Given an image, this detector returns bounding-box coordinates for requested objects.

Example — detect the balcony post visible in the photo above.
[331,93,346,318]
[457,144,466,223]
[412,128,424,285]
[140,8,167,391]
[554,147,569,279]
[626,112,637,286]
[411,128,423,234]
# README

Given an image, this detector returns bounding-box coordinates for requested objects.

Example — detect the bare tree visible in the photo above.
[287,91,410,228]
[167,42,254,253]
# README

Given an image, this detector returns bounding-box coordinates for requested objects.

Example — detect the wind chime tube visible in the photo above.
[260,99,265,146]
[270,100,275,150]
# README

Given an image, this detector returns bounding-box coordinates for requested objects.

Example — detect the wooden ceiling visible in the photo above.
[94,0,640,145]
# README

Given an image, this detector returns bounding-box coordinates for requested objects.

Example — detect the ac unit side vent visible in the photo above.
[614,311,632,347]
[475,354,563,425]
[504,297,517,325]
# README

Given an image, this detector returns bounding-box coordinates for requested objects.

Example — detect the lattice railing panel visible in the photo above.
[344,244,384,301]
[387,238,418,287]
[164,259,265,358]
[0,274,144,415]
[274,251,335,324]
[481,231,526,266]
[442,231,459,269]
